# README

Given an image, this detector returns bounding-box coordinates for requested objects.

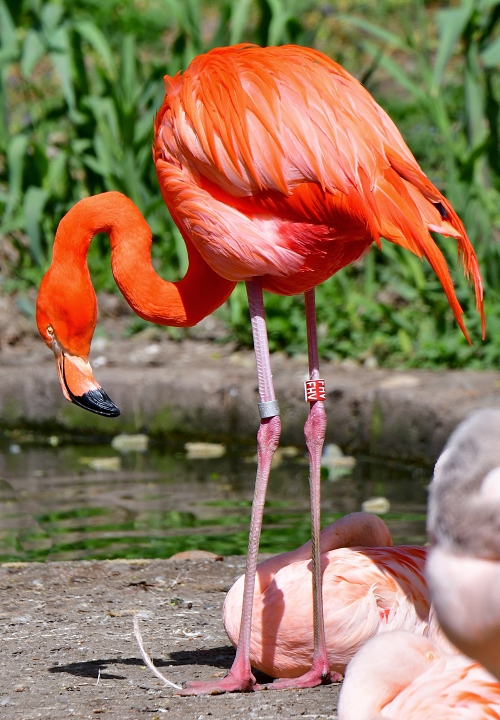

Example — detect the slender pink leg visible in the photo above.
[177,278,281,695]
[268,288,340,689]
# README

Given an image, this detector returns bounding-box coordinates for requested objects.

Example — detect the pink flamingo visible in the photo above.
[223,512,454,680]
[36,45,485,695]
[337,630,500,719]
[426,408,500,681]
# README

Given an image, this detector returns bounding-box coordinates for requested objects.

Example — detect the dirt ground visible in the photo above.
[0,556,340,720]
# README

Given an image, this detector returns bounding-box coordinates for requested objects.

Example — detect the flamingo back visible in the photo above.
[223,544,436,678]
[154,45,484,337]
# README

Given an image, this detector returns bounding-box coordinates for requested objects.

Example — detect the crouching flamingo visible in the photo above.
[36,44,484,694]
[223,512,454,681]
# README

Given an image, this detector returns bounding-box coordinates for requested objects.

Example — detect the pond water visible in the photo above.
[0,434,431,563]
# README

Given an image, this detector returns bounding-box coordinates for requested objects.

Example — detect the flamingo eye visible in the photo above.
[47,325,54,337]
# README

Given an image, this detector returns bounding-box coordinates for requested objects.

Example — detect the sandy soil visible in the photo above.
[0,556,340,720]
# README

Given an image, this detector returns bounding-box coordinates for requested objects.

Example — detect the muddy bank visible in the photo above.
[0,556,340,720]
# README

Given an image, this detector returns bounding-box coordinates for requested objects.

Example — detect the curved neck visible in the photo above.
[54,191,235,326]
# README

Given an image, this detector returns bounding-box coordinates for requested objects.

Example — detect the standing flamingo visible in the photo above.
[223,512,456,680]
[337,630,500,719]
[426,408,500,681]
[36,44,485,695]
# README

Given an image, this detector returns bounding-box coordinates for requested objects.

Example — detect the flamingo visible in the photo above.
[36,44,485,695]
[337,630,500,719]
[426,408,500,681]
[223,512,456,680]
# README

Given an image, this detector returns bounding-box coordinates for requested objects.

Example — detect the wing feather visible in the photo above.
[154,44,484,337]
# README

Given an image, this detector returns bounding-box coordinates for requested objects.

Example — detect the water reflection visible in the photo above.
[0,437,430,563]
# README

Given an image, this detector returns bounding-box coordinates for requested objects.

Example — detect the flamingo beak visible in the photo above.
[55,350,120,418]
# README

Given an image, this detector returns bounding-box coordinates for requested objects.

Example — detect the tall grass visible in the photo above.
[1,0,499,368]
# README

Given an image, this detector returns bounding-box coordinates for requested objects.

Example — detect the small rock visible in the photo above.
[379,374,420,389]
[111,434,149,453]
[321,444,356,480]
[185,442,226,459]
[362,496,391,514]
[168,550,223,561]
[79,456,121,472]
[91,336,108,353]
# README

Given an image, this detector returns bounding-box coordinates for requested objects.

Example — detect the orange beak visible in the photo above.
[55,351,120,417]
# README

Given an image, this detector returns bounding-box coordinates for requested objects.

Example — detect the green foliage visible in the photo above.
[1,0,500,368]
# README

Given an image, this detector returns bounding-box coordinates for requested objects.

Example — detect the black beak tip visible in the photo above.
[70,388,121,417]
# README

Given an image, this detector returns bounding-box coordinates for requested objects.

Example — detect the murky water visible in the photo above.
[0,434,430,563]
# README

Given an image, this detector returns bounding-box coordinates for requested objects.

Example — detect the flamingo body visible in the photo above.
[338,631,500,720]
[35,44,486,695]
[154,44,483,328]
[223,513,448,679]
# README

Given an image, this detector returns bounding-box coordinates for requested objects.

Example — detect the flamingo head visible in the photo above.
[36,266,120,417]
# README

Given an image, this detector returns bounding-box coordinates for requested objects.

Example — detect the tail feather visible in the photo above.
[439,196,485,339]
[375,166,485,342]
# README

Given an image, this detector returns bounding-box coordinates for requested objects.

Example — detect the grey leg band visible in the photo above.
[258,400,280,418]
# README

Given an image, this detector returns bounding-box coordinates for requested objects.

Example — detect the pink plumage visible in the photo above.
[338,631,500,719]
[223,513,452,679]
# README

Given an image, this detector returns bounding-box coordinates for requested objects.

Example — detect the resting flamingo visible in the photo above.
[36,44,485,695]
[223,512,455,680]
[337,631,500,719]
[426,408,500,681]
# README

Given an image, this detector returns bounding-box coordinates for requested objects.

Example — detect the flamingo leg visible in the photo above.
[177,278,281,695]
[267,288,340,689]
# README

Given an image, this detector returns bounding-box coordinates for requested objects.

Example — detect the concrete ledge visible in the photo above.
[1,351,499,463]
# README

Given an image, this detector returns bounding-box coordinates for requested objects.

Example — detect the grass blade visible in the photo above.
[23,186,49,265]
[433,2,474,88]
[75,21,117,79]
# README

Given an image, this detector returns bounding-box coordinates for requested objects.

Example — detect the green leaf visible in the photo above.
[362,41,428,103]
[120,35,137,110]
[433,1,475,88]
[480,36,500,67]
[45,150,68,198]
[172,224,188,275]
[85,96,121,149]
[135,110,155,146]
[40,2,65,34]
[465,61,487,148]
[23,186,49,265]
[5,134,29,208]
[48,27,77,114]
[478,0,500,10]
[230,0,252,45]
[337,13,412,52]
[20,29,46,77]
[81,153,106,176]
[0,0,18,56]
[75,21,116,79]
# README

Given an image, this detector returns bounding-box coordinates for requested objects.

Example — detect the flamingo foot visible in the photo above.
[262,662,342,691]
[175,670,257,696]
